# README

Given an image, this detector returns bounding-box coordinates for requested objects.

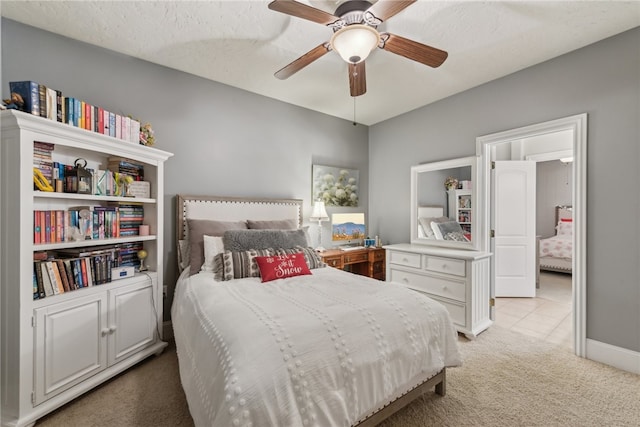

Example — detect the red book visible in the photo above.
[44,211,51,243]
[56,210,64,242]
[80,257,88,287]
[84,102,92,130]
[97,107,104,134]
[40,211,46,243]
[34,211,41,244]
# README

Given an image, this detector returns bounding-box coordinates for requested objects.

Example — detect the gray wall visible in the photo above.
[370,27,640,353]
[3,18,639,354]
[0,19,369,316]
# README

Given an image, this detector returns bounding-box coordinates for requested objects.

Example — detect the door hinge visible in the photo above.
[31,316,35,327]
[490,298,495,307]
[491,161,496,169]
[31,391,35,404]
[490,229,495,238]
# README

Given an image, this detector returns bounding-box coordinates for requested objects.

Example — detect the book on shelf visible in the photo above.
[55,259,71,292]
[9,81,40,116]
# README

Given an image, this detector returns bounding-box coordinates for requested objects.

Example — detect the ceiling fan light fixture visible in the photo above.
[330,24,380,64]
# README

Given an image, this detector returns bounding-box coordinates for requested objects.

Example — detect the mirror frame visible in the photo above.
[410,156,479,250]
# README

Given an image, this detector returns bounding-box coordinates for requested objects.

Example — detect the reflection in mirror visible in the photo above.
[411,156,478,249]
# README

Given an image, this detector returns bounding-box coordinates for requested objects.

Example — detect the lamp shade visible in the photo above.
[330,24,380,64]
[310,200,329,222]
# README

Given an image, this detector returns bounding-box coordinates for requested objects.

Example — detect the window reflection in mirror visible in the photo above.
[411,156,478,250]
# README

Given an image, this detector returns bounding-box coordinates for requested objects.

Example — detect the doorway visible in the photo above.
[476,114,587,357]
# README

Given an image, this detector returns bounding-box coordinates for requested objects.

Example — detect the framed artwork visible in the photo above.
[312,164,359,207]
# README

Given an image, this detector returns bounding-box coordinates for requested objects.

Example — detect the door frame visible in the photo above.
[476,113,587,357]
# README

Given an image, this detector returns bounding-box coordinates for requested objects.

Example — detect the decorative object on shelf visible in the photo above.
[312,164,359,207]
[33,168,54,192]
[139,122,155,146]
[137,249,148,271]
[3,92,25,110]
[310,200,329,251]
[444,176,459,191]
[65,158,93,194]
[114,172,134,197]
[364,238,376,248]
[138,224,150,236]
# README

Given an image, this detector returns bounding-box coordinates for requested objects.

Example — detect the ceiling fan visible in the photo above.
[268,0,448,97]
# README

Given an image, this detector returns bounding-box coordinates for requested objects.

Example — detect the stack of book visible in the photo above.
[116,203,144,236]
[33,141,54,186]
[116,241,143,269]
[107,157,145,181]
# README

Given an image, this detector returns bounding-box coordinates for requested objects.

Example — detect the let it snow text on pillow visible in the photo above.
[255,253,311,282]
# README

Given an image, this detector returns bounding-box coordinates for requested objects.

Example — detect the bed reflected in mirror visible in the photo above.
[410,156,478,250]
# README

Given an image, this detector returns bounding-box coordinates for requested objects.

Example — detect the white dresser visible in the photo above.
[385,244,492,339]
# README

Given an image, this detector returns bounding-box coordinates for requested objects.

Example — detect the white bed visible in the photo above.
[538,205,573,274]
[171,195,462,427]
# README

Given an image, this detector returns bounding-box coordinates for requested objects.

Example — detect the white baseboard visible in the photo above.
[162,321,174,341]
[586,338,640,375]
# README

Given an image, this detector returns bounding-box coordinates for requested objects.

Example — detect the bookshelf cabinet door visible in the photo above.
[34,293,108,405]
[108,278,156,365]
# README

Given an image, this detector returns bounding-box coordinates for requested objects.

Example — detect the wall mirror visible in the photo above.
[411,156,479,250]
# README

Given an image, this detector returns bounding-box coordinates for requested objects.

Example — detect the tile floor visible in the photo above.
[495,271,573,350]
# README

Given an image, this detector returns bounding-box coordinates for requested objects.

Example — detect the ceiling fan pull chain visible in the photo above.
[353,97,357,126]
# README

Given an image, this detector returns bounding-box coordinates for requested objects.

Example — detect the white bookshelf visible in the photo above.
[1,110,173,427]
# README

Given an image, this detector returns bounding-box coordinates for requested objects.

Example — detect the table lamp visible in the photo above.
[310,200,329,252]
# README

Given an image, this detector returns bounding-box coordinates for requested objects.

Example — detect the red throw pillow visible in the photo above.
[255,253,311,283]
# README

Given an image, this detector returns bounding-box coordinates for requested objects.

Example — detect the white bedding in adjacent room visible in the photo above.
[539,233,572,259]
[172,266,462,427]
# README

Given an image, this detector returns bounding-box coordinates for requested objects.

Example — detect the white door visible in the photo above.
[492,161,536,297]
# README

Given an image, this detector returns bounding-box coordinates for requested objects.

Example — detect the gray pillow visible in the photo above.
[223,229,308,252]
[418,216,449,239]
[187,219,248,276]
[432,221,465,240]
[247,219,297,230]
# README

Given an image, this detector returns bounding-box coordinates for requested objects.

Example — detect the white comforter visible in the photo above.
[172,267,461,427]
[539,234,573,259]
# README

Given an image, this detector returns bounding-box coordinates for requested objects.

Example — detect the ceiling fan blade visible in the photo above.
[268,0,339,25]
[381,33,448,68]
[366,0,416,22]
[275,43,331,80]
[349,62,366,97]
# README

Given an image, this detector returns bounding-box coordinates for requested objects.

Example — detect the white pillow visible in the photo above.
[201,235,225,272]
[431,221,445,240]
[556,222,572,236]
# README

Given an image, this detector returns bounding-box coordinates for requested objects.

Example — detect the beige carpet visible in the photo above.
[36,326,639,427]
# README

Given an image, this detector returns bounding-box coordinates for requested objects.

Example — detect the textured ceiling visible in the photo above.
[2,1,639,125]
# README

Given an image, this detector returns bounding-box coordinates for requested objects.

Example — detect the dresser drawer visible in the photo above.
[424,255,466,277]
[430,296,466,327]
[389,268,466,302]
[343,252,368,264]
[323,256,342,268]
[370,250,385,262]
[388,251,421,268]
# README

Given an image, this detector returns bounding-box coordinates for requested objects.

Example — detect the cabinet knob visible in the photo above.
[402,277,409,284]
[442,286,448,291]
[402,258,408,263]
[109,326,117,334]
[101,328,110,337]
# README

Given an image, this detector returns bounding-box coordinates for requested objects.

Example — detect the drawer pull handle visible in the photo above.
[442,286,448,291]
[402,258,409,263]
[402,277,409,284]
